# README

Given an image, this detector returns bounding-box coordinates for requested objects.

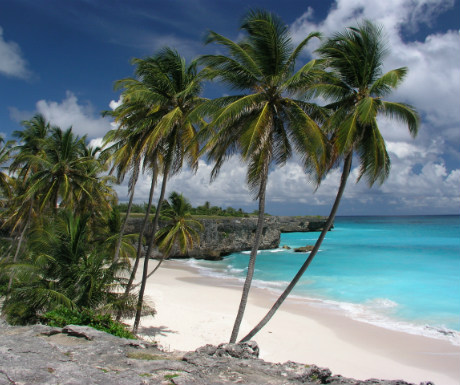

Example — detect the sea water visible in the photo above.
[186,216,460,344]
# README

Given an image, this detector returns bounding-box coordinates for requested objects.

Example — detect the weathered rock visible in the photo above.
[125,215,329,260]
[0,323,433,385]
[282,245,291,250]
[294,245,315,252]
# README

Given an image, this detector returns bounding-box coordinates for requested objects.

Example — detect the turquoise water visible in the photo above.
[187,216,460,342]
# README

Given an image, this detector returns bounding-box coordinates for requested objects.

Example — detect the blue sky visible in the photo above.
[0,0,459,216]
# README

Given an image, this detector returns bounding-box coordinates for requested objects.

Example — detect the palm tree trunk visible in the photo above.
[116,165,157,321]
[113,164,139,263]
[7,204,32,292]
[240,153,352,342]
[132,166,169,334]
[229,163,269,343]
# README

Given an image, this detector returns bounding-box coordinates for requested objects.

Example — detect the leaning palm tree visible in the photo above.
[199,9,326,342]
[240,20,420,342]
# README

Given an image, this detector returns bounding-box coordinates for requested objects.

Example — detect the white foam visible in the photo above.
[312,297,460,346]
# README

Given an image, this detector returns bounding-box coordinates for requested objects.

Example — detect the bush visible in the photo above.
[41,306,135,339]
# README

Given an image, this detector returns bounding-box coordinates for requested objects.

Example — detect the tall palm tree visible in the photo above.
[199,9,326,342]
[111,48,205,333]
[104,104,164,322]
[4,114,52,292]
[102,104,148,263]
[240,20,420,342]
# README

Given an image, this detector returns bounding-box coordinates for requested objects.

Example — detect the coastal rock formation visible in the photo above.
[125,215,328,260]
[0,322,433,385]
[294,245,315,252]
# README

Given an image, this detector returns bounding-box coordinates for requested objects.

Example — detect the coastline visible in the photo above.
[127,259,460,385]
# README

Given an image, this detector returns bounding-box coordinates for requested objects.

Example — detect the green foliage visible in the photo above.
[41,306,135,339]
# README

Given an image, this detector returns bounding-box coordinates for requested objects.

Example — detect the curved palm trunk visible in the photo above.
[7,224,27,292]
[240,153,352,342]
[113,164,139,263]
[7,203,33,293]
[132,166,169,334]
[229,165,269,343]
[116,165,157,321]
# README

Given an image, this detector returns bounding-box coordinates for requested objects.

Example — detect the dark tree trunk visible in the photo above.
[240,153,352,342]
[229,162,269,343]
[113,164,139,263]
[132,166,169,334]
[116,165,157,322]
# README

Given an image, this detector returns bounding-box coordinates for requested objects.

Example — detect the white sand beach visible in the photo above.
[127,259,460,385]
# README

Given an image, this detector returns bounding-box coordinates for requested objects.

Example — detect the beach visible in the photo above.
[128,259,460,385]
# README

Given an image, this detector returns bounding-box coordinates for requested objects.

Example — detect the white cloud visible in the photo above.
[285,0,460,214]
[0,26,30,79]
[34,91,113,139]
[94,0,460,216]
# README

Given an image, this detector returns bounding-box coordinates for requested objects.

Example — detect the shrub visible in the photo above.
[41,306,135,339]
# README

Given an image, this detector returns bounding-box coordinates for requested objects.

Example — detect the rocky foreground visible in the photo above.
[0,321,434,385]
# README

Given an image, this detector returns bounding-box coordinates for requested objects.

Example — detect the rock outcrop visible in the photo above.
[294,245,315,252]
[0,322,434,385]
[125,215,328,260]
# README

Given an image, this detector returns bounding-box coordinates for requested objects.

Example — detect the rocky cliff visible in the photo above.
[0,322,432,385]
[124,215,328,260]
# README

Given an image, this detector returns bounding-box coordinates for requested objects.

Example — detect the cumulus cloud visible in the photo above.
[30,91,112,139]
[0,26,30,79]
[103,0,460,215]
[284,0,460,214]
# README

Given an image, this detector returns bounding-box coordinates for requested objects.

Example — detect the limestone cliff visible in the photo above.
[124,215,329,260]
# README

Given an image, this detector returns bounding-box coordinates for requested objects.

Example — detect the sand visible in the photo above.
[127,259,460,385]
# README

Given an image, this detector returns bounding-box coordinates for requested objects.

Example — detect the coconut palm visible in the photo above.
[240,20,420,342]
[2,210,139,324]
[199,9,326,342]
[110,48,205,333]
[147,191,203,277]
[102,104,149,263]
[3,114,52,292]
[0,138,14,200]
[24,127,96,212]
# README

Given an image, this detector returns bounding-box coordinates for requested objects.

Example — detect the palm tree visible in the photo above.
[102,106,147,263]
[24,127,97,212]
[110,48,205,333]
[146,191,203,277]
[199,9,326,342]
[132,49,205,334]
[0,138,14,201]
[2,210,139,324]
[4,114,52,292]
[240,20,420,342]
[104,105,163,322]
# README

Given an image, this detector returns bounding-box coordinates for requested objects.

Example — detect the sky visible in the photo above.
[0,0,459,216]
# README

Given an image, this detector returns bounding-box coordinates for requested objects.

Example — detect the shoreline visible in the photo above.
[128,259,460,385]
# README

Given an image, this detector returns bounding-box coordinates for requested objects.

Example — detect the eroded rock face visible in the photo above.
[0,322,433,385]
[125,215,328,260]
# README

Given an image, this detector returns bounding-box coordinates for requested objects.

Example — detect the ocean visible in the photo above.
[185,215,460,344]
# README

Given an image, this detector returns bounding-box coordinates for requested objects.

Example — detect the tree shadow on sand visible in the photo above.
[139,325,177,338]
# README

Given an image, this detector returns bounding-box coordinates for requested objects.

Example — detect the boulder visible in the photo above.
[294,245,315,252]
